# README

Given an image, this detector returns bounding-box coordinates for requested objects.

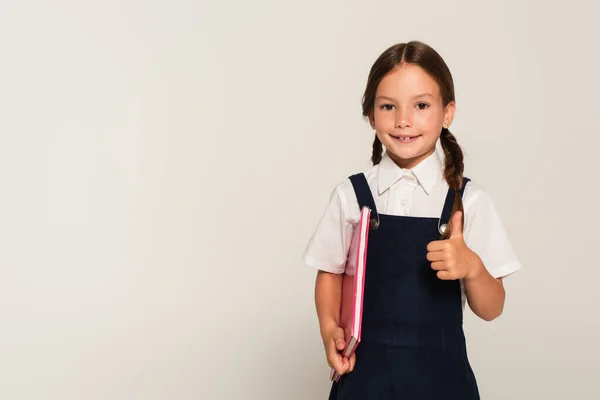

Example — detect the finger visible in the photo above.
[436,270,456,280]
[348,353,356,372]
[427,240,446,252]
[430,261,446,271]
[426,251,445,262]
[327,346,344,373]
[334,356,349,376]
[450,211,463,238]
[342,356,350,370]
[332,328,346,350]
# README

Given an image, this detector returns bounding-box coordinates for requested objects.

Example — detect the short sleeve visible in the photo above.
[463,182,522,279]
[301,185,355,274]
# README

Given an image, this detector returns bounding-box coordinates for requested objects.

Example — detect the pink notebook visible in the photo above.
[330,205,371,382]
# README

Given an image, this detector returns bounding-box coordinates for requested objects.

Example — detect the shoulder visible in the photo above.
[462,179,491,208]
[330,164,379,221]
[461,179,522,278]
[300,165,378,273]
[461,179,506,233]
[461,179,502,220]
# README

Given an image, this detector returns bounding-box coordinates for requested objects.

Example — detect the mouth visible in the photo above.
[390,134,421,143]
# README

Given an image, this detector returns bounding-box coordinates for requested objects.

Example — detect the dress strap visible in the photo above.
[348,173,380,229]
[439,177,471,234]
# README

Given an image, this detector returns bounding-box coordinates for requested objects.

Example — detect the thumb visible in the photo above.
[333,328,346,350]
[450,211,463,238]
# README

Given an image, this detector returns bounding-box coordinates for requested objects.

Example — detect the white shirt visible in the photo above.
[302,150,522,306]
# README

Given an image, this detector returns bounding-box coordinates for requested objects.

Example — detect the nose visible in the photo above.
[395,108,412,128]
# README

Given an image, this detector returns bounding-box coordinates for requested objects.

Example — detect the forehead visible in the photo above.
[376,63,441,98]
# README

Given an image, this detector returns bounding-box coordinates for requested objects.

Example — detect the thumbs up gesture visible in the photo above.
[426,211,484,280]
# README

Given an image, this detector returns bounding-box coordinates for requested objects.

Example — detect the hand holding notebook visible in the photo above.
[323,324,356,377]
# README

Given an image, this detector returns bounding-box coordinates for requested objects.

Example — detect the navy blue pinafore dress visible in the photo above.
[329,173,480,400]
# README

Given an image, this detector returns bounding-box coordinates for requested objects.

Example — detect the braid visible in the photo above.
[440,128,465,239]
[371,135,383,165]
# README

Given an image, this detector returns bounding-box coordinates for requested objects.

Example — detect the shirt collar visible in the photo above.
[377,150,443,195]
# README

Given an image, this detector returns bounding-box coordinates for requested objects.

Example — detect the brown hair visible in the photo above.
[362,41,464,238]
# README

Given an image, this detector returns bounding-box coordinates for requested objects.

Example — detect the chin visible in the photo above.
[383,142,435,168]
[388,149,424,163]
[383,142,421,157]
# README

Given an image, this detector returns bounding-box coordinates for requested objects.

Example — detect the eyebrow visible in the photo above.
[376,93,434,102]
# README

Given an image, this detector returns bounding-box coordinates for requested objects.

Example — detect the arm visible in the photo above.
[315,270,342,334]
[429,182,521,321]
[314,270,355,375]
[303,183,357,374]
[463,258,505,321]
[427,210,507,322]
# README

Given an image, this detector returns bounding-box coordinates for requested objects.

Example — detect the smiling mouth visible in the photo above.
[390,134,421,142]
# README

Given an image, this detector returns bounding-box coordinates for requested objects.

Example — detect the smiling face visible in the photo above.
[371,63,456,169]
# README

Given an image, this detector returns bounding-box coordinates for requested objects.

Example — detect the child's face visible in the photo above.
[372,63,455,169]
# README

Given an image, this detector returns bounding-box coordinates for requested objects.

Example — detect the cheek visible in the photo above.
[373,110,395,130]
[414,111,443,130]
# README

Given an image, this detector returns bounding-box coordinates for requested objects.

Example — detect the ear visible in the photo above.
[443,101,456,127]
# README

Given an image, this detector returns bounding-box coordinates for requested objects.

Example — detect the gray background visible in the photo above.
[0,0,598,399]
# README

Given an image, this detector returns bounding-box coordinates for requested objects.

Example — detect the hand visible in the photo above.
[426,211,484,280]
[321,324,356,376]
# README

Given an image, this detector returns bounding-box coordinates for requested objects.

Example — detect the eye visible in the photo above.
[416,102,430,110]
[379,104,395,111]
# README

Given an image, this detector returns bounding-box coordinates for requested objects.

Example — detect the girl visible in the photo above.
[302,41,522,399]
